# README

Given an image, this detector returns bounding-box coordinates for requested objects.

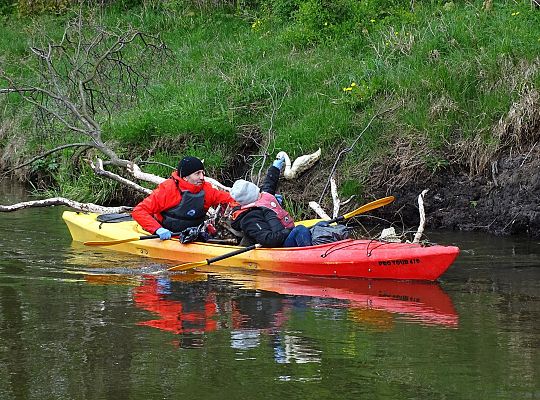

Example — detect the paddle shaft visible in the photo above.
[205,244,260,265]
[139,234,160,240]
[166,244,261,272]
[84,231,182,246]
[136,231,183,240]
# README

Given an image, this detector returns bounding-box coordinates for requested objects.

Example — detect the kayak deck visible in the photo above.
[62,211,460,281]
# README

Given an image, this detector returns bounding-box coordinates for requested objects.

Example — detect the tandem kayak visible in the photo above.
[62,211,460,281]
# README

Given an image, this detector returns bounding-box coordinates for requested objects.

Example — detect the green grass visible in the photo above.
[1,0,539,204]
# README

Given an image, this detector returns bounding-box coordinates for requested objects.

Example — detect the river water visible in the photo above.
[0,181,538,400]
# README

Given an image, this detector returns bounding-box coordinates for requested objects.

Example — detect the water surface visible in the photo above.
[0,182,538,400]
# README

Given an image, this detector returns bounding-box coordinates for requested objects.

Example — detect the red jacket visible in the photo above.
[132,171,233,234]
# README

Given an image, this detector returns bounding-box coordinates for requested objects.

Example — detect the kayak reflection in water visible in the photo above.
[130,273,458,350]
[131,274,322,362]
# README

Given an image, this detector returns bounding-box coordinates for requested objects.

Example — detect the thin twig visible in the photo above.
[2,143,92,176]
[318,101,403,203]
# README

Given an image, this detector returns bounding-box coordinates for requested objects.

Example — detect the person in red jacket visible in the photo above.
[132,156,233,240]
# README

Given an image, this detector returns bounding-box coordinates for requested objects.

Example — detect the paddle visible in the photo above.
[164,196,394,272]
[84,232,182,247]
[297,196,395,228]
[164,244,262,272]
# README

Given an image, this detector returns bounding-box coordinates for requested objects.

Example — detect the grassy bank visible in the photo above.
[1,0,539,213]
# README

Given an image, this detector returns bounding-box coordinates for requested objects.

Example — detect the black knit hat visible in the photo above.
[178,156,204,177]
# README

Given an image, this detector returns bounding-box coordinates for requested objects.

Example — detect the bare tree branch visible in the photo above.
[2,143,92,176]
[0,10,168,172]
[0,88,38,94]
[126,163,166,186]
[0,9,172,201]
[0,198,132,213]
[412,189,429,243]
[90,159,151,195]
[251,84,289,185]
[308,201,331,219]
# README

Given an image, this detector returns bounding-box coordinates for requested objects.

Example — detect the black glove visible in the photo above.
[180,226,201,244]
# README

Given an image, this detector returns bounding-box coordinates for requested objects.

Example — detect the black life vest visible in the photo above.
[161,189,206,232]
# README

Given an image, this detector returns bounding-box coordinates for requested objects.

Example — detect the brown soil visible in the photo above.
[367,147,540,238]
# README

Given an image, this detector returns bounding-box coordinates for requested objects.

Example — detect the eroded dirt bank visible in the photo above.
[373,149,540,238]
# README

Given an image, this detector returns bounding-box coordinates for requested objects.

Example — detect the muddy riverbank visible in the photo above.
[1,145,538,239]
[374,148,540,238]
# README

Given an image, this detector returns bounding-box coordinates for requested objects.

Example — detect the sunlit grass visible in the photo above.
[1,0,539,201]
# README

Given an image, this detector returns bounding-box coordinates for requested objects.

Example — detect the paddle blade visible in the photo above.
[343,196,395,219]
[84,233,161,247]
[84,237,141,246]
[167,260,208,272]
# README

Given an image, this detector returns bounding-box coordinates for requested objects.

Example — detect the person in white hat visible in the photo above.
[229,156,311,247]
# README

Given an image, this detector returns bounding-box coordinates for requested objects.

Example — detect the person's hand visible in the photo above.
[272,157,285,171]
[156,227,172,240]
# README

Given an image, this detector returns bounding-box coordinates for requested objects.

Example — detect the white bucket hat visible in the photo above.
[230,180,260,205]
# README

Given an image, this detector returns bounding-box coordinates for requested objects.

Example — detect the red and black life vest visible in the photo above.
[232,192,295,229]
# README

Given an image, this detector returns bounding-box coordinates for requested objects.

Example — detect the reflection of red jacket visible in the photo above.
[132,171,233,234]
[133,277,218,335]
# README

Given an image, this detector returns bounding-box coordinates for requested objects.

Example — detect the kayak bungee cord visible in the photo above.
[319,238,399,259]
[319,239,357,258]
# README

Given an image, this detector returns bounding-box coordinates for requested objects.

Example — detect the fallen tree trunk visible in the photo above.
[0,198,132,214]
